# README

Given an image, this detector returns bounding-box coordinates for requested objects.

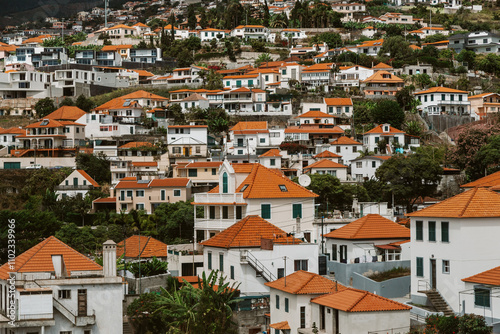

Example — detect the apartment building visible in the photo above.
[414,87,470,116]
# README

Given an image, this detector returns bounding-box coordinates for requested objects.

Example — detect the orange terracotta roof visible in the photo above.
[468,92,498,99]
[259,149,282,158]
[407,187,500,218]
[232,163,258,173]
[230,121,268,131]
[229,87,251,93]
[324,214,410,240]
[129,161,158,167]
[77,170,100,187]
[270,321,291,330]
[132,69,155,77]
[422,40,449,46]
[364,124,405,134]
[362,71,403,84]
[181,161,223,168]
[285,126,344,134]
[26,119,65,128]
[0,127,26,135]
[0,236,102,279]
[94,97,142,111]
[235,25,266,29]
[108,24,132,29]
[324,98,353,106]
[305,159,347,170]
[93,197,117,203]
[119,141,155,149]
[356,39,384,48]
[149,178,190,187]
[461,171,500,188]
[373,62,393,69]
[176,276,200,283]
[101,44,133,51]
[298,110,336,118]
[45,106,86,121]
[303,63,334,73]
[331,136,362,145]
[201,215,302,248]
[313,151,341,158]
[168,125,207,128]
[132,22,149,27]
[265,270,347,294]
[223,74,259,79]
[117,235,168,258]
[120,90,168,100]
[311,288,411,312]
[414,87,468,95]
[409,45,422,50]
[236,164,318,199]
[463,266,500,286]
[114,180,147,189]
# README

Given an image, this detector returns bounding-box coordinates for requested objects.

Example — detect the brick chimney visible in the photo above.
[103,240,117,277]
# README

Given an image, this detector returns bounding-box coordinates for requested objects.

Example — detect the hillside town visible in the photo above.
[1,0,500,333]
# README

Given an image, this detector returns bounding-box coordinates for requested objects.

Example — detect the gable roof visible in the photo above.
[259,149,282,158]
[45,106,86,121]
[364,124,405,135]
[462,266,500,286]
[414,86,468,95]
[76,170,100,187]
[362,71,403,83]
[324,214,410,240]
[0,236,102,279]
[120,90,168,100]
[298,110,336,119]
[181,93,208,101]
[311,288,411,312]
[304,159,347,170]
[230,121,268,131]
[372,62,393,69]
[236,164,318,199]
[461,171,500,188]
[313,151,341,159]
[324,98,353,106]
[265,270,347,294]
[149,178,190,187]
[407,187,500,218]
[201,215,302,248]
[117,235,168,258]
[331,136,362,145]
[119,141,155,149]
[269,321,291,330]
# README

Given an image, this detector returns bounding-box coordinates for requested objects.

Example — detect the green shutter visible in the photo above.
[230,266,234,279]
[475,288,490,307]
[416,257,424,277]
[236,80,242,87]
[285,298,289,312]
[219,253,224,271]
[222,172,228,193]
[209,206,215,219]
[441,222,449,242]
[416,221,423,241]
[248,79,253,86]
[292,203,302,219]
[429,221,436,241]
[208,252,212,270]
[189,169,198,177]
[226,81,230,87]
[161,190,165,201]
[261,204,271,219]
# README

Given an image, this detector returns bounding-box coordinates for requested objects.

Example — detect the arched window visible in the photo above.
[222,172,228,193]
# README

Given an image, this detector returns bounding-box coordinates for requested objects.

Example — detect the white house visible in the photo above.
[296,110,338,125]
[0,237,123,333]
[225,121,284,159]
[193,161,318,242]
[407,187,500,321]
[351,155,391,181]
[55,169,100,199]
[331,65,374,90]
[324,214,410,264]
[280,29,307,41]
[175,93,210,112]
[258,148,282,169]
[201,215,318,296]
[327,136,362,166]
[301,98,354,118]
[303,159,348,181]
[168,124,208,160]
[414,87,471,116]
[223,73,261,89]
[199,28,227,42]
[231,25,270,41]
[363,124,417,153]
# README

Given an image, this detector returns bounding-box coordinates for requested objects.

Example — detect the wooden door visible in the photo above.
[78,289,87,316]
[430,259,437,290]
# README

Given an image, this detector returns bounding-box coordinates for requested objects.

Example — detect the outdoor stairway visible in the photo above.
[240,250,276,282]
[123,321,134,334]
[422,290,454,316]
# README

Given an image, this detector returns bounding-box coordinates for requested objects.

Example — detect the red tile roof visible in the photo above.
[149,178,190,187]
[324,214,410,240]
[77,169,100,187]
[298,110,336,118]
[364,124,405,134]
[129,162,158,167]
[117,235,168,258]
[265,270,347,294]
[180,161,223,168]
[230,121,268,131]
[407,187,500,218]
[201,215,302,248]
[45,106,86,121]
[93,197,117,203]
[305,159,347,170]
[119,90,168,100]
[0,236,102,279]
[372,62,393,69]
[284,126,344,134]
[119,141,155,149]
[324,98,353,106]
[330,136,362,145]
[414,87,468,95]
[463,266,500,286]
[362,71,403,84]
[311,288,412,312]
[314,151,341,158]
[270,321,291,330]
[259,149,282,158]
[461,171,500,188]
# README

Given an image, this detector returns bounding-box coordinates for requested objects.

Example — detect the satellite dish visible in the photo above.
[298,174,311,187]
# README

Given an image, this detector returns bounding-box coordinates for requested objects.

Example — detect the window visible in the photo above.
[189,169,198,177]
[230,265,235,279]
[237,150,243,155]
[208,252,212,269]
[441,94,446,101]
[375,137,379,143]
[276,295,280,309]
[441,222,449,242]
[442,260,450,274]
[292,203,302,219]
[121,204,127,211]
[236,206,242,219]
[475,288,490,307]
[60,332,72,334]
[219,253,224,271]
[294,259,308,271]
[261,204,271,219]
[58,290,71,299]
[300,306,306,328]
[174,189,181,197]
[259,138,265,143]
[240,184,249,192]
[209,206,216,219]
[416,221,423,241]
[126,190,133,198]
[161,190,166,201]
[270,159,276,166]
[416,257,424,277]
[136,190,144,197]
[332,244,337,261]
[372,161,376,168]
[356,162,362,168]
[136,203,144,210]
[339,245,347,262]
[279,185,288,192]
[212,168,217,175]
[222,206,229,219]
[277,268,285,278]
[429,221,436,241]
[285,298,289,312]
[222,172,228,193]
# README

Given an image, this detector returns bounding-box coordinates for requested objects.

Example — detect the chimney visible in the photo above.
[103,240,117,277]
[52,255,67,278]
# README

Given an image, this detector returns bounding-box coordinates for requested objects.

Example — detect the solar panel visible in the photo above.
[123,101,131,107]
[40,120,49,126]
[137,180,150,184]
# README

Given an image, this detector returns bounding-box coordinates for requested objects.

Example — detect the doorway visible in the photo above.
[78,289,87,316]
[430,259,437,290]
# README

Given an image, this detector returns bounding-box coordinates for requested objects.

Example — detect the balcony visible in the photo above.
[195,218,238,231]
[118,196,133,203]
[193,192,244,204]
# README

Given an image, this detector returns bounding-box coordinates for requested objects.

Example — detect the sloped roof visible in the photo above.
[304,159,347,170]
[407,187,500,218]
[181,93,208,101]
[0,236,102,279]
[230,121,268,131]
[129,161,158,167]
[373,62,393,69]
[303,63,334,73]
[117,235,168,258]
[285,126,344,134]
[259,149,282,158]
[94,97,141,111]
[324,214,410,240]
[45,106,86,121]
[468,92,498,99]
[463,266,500,286]
[269,321,291,330]
[331,136,362,145]
[149,178,190,187]
[120,90,168,100]
[324,98,353,106]
[364,124,405,134]
[414,87,468,95]
[298,110,336,119]
[461,171,500,188]
[362,70,403,83]
[76,170,100,187]
[311,288,411,312]
[265,270,347,295]
[313,151,341,159]
[101,44,133,51]
[119,141,155,149]
[236,164,318,199]
[201,215,302,248]
[180,161,223,168]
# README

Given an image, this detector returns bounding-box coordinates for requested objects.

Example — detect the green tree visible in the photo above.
[167,104,186,124]
[310,32,342,48]
[34,97,56,118]
[187,4,197,30]
[75,152,111,185]
[473,135,500,176]
[76,94,94,112]
[254,53,272,67]
[375,153,442,212]
[152,201,196,243]
[378,36,414,62]
[207,108,230,144]
[59,97,74,107]
[369,99,405,129]
[56,223,98,253]
[128,256,169,278]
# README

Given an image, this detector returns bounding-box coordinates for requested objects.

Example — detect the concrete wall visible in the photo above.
[328,260,411,287]
[352,272,411,298]
[0,156,76,169]
[125,273,170,294]
[425,114,475,133]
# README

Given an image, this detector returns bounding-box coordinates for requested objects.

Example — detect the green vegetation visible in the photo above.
[366,267,411,282]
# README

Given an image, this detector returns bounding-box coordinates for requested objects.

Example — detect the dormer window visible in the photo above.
[240,184,249,192]
[279,185,288,192]
[384,126,389,132]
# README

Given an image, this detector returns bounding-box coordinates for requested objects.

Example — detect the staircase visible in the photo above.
[53,298,96,326]
[123,321,134,334]
[421,290,454,316]
[240,250,276,282]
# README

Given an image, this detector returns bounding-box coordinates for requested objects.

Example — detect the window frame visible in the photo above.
[261,203,271,219]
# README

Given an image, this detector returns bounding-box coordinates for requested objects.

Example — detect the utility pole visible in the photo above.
[283,256,287,286]
[321,215,324,255]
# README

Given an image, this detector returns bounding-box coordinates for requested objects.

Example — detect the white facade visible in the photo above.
[351,156,389,181]
[415,89,471,116]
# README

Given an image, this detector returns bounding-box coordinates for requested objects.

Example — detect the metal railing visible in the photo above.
[418,279,431,292]
[240,250,276,282]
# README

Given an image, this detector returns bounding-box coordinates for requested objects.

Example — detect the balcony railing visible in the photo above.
[195,219,238,231]
[193,192,244,204]
[19,312,53,320]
